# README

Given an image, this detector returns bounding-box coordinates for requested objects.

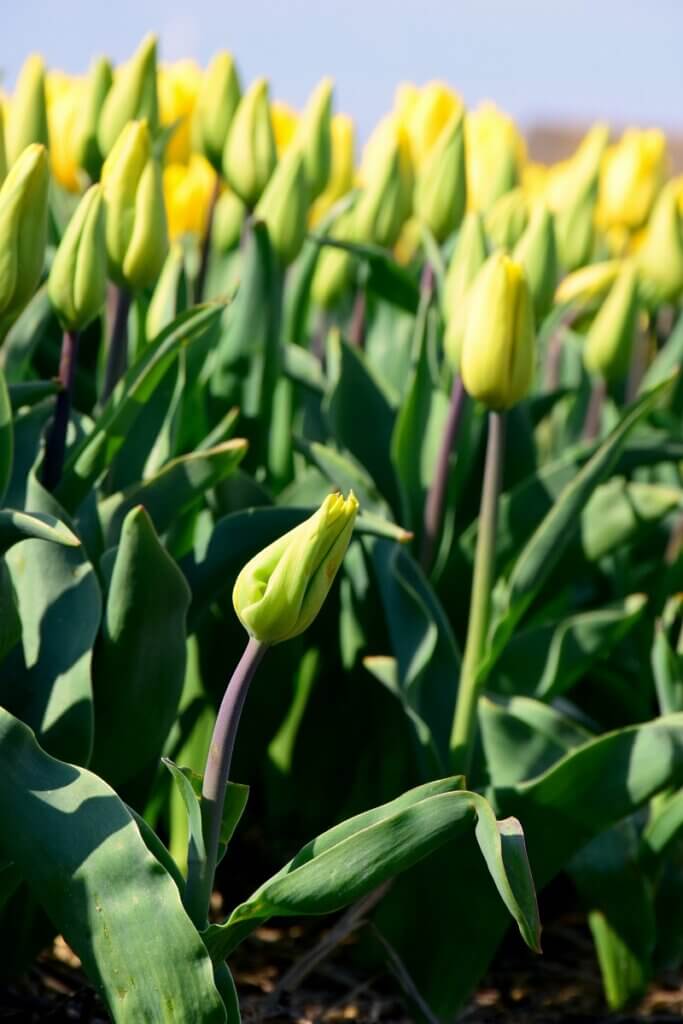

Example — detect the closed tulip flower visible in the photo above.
[485,186,528,250]
[442,211,488,370]
[222,78,277,208]
[547,123,608,271]
[400,81,463,168]
[6,54,49,166]
[255,144,310,265]
[355,115,413,248]
[414,109,466,242]
[599,129,667,231]
[101,119,168,290]
[310,114,355,225]
[98,34,159,158]
[271,101,299,156]
[513,203,557,321]
[0,143,49,337]
[158,60,201,165]
[233,491,359,645]
[465,103,525,212]
[194,52,241,173]
[555,259,621,308]
[146,243,187,340]
[0,104,7,184]
[294,77,333,198]
[163,154,217,241]
[460,252,536,411]
[72,56,112,181]
[46,71,82,193]
[48,184,107,331]
[310,208,356,308]
[635,181,683,306]
[583,261,639,381]
[213,188,247,253]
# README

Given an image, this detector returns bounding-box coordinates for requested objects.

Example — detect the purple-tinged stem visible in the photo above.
[194,175,221,304]
[102,286,132,402]
[583,377,606,443]
[41,328,80,491]
[420,374,467,572]
[349,288,366,348]
[187,636,267,928]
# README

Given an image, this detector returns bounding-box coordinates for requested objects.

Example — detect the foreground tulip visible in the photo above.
[636,181,683,306]
[583,261,639,382]
[0,143,49,338]
[295,77,333,198]
[413,109,466,242]
[48,184,107,331]
[222,78,277,208]
[98,34,159,157]
[6,55,48,166]
[194,52,241,172]
[73,56,112,180]
[101,119,168,290]
[599,129,667,231]
[514,203,557,321]
[460,252,536,411]
[233,491,359,645]
[255,144,310,265]
[442,211,488,370]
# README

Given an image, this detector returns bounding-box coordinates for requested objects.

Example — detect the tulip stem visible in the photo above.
[194,175,221,304]
[187,636,267,929]
[41,329,80,491]
[449,410,506,778]
[583,376,606,442]
[349,288,366,348]
[420,374,467,571]
[102,286,132,402]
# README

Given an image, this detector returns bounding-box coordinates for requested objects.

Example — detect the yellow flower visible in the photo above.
[46,71,83,193]
[271,101,299,156]
[398,81,463,168]
[465,102,526,212]
[555,259,621,307]
[310,114,355,225]
[355,114,413,248]
[163,154,217,241]
[598,128,668,231]
[158,60,201,165]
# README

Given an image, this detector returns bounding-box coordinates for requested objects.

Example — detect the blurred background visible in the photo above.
[4,0,683,162]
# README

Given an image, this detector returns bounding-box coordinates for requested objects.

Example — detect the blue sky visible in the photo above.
[4,1,682,140]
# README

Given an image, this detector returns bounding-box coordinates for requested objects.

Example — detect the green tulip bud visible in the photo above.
[550,123,608,272]
[513,203,558,321]
[554,259,621,309]
[146,243,188,340]
[98,34,159,158]
[460,252,536,411]
[636,182,683,307]
[413,110,466,243]
[583,262,639,382]
[442,211,488,370]
[354,123,413,249]
[101,120,168,290]
[213,189,246,253]
[6,55,49,166]
[294,77,333,199]
[233,491,359,644]
[222,78,276,208]
[255,145,310,265]
[485,186,528,250]
[0,143,49,338]
[73,56,113,181]
[0,104,7,184]
[194,52,241,173]
[48,184,107,331]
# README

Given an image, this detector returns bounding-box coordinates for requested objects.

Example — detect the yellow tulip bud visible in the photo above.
[194,52,241,172]
[547,123,608,271]
[442,211,488,369]
[255,144,310,265]
[413,110,466,242]
[213,188,246,253]
[222,78,277,208]
[46,71,83,193]
[271,101,299,156]
[599,129,667,231]
[163,154,217,241]
[635,181,683,307]
[48,184,107,331]
[294,77,333,198]
[72,56,112,181]
[146,243,187,339]
[98,34,159,158]
[101,120,168,290]
[233,491,359,645]
[6,55,49,166]
[158,60,201,165]
[465,103,524,212]
[401,81,463,168]
[355,116,413,248]
[309,114,355,225]
[513,204,557,321]
[311,209,356,308]
[0,144,49,337]
[485,186,528,250]
[555,259,621,308]
[583,262,639,382]
[460,252,536,411]
[0,104,7,184]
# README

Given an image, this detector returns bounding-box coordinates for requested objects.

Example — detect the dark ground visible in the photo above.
[2,908,683,1024]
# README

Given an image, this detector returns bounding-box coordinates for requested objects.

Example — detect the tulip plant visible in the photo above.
[1,33,683,1024]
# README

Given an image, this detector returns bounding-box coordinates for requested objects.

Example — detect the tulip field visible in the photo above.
[3,30,683,1023]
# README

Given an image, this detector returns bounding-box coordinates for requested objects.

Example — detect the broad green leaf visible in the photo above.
[56,304,223,511]
[282,342,326,394]
[640,310,683,393]
[3,473,101,765]
[99,439,248,546]
[310,234,419,313]
[0,509,79,555]
[203,776,539,962]
[4,398,55,510]
[91,507,191,788]
[642,788,683,860]
[8,380,59,410]
[297,438,388,514]
[493,595,647,700]
[0,284,56,383]
[0,369,12,505]
[581,479,682,561]
[0,708,226,1024]
[652,599,683,715]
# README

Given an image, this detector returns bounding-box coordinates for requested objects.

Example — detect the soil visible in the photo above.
[2,910,682,1024]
